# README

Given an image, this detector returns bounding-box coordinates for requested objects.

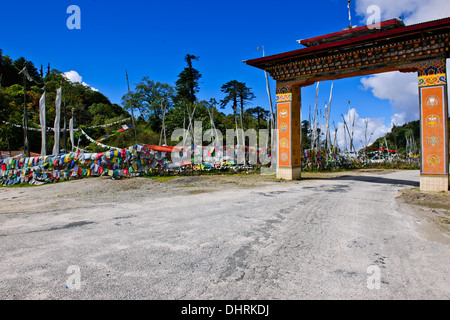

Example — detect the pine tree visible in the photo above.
[175,54,201,104]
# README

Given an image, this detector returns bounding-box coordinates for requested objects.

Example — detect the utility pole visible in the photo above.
[126,70,138,145]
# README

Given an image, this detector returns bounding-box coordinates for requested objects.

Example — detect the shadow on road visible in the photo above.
[329,174,419,187]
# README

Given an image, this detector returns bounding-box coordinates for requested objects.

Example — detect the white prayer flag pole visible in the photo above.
[53,87,62,155]
[39,91,46,156]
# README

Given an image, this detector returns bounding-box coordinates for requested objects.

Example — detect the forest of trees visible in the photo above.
[0,50,273,156]
[368,120,421,156]
[3,48,442,161]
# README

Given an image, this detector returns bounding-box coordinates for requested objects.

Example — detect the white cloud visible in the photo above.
[390,113,409,126]
[353,0,450,126]
[62,70,98,92]
[63,70,82,83]
[354,0,450,25]
[360,71,419,125]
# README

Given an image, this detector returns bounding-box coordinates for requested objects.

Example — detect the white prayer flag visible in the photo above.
[69,117,74,152]
[52,87,62,155]
[39,91,46,156]
[19,66,33,82]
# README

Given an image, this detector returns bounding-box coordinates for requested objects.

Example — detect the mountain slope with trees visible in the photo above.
[1,50,272,156]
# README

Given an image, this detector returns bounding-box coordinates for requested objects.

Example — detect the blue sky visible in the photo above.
[1,0,449,149]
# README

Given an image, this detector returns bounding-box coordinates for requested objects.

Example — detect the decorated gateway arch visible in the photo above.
[245,17,450,192]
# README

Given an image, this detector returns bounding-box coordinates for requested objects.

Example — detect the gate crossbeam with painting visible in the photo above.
[246,17,450,191]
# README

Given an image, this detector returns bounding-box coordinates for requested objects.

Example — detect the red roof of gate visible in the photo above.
[245,17,450,69]
[299,18,405,47]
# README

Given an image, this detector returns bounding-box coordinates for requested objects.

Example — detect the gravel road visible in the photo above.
[0,169,449,299]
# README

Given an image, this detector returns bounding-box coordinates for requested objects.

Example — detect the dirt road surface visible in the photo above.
[0,169,449,299]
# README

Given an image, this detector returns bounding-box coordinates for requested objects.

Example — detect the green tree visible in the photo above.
[13,57,41,82]
[0,50,21,87]
[220,80,240,141]
[220,80,255,145]
[246,106,268,131]
[88,103,130,125]
[301,120,311,149]
[175,54,201,104]
[236,81,255,132]
[121,76,175,133]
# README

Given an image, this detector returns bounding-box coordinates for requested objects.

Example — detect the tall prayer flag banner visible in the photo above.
[39,91,46,156]
[19,66,33,82]
[69,117,74,152]
[53,87,62,155]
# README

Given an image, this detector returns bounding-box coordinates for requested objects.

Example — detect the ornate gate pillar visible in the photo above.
[276,81,302,180]
[417,58,449,191]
